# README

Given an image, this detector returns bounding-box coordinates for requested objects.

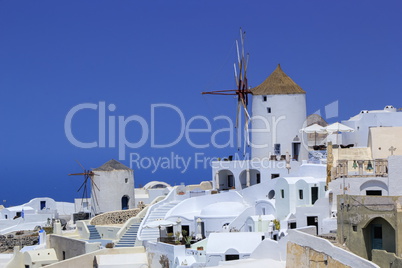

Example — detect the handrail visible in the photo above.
[115,195,166,242]
[137,186,178,241]
[227,206,253,232]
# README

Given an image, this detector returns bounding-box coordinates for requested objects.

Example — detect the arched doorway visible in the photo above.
[239,169,261,189]
[363,217,395,260]
[217,170,235,190]
[121,195,130,210]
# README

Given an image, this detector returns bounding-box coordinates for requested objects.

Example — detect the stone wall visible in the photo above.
[372,249,402,268]
[90,208,140,225]
[287,242,351,268]
[0,234,38,253]
[286,229,379,268]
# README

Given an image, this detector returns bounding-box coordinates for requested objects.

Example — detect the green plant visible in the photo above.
[181,230,188,237]
[273,219,280,230]
[183,235,192,245]
[167,232,173,238]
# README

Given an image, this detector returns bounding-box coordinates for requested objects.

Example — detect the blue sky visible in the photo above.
[1,1,402,206]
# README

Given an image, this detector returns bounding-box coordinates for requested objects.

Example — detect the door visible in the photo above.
[292,142,301,161]
[228,175,234,188]
[372,224,383,250]
[311,187,319,204]
[201,221,205,238]
[121,196,129,210]
[307,216,318,235]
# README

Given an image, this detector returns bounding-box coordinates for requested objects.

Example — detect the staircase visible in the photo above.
[87,225,101,240]
[115,223,141,247]
[138,201,180,242]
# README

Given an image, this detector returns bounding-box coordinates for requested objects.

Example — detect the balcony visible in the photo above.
[333,159,388,179]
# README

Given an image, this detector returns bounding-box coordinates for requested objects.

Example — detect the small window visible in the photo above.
[352,225,357,232]
[262,207,266,215]
[271,173,280,179]
[263,96,267,102]
[366,190,382,196]
[281,189,284,198]
[256,173,261,184]
[125,178,128,183]
[274,144,281,155]
[299,190,304,200]
[225,255,240,261]
[40,201,46,210]
[289,222,297,229]
[267,107,271,113]
[166,226,173,234]
[268,190,275,199]
[62,251,66,260]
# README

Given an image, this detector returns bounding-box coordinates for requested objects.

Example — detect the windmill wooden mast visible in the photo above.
[69,161,100,215]
[202,28,252,152]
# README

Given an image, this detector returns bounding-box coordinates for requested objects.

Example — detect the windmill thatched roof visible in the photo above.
[93,159,132,171]
[251,64,306,95]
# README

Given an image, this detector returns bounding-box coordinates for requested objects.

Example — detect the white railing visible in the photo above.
[137,186,180,241]
[227,206,254,232]
[115,195,166,242]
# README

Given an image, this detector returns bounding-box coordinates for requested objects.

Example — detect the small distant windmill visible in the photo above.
[69,161,100,214]
[202,28,252,154]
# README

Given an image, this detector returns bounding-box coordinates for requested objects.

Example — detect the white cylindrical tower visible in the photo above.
[91,159,135,214]
[250,64,307,161]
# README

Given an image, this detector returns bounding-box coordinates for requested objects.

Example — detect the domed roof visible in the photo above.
[200,202,247,216]
[251,64,306,95]
[93,159,131,171]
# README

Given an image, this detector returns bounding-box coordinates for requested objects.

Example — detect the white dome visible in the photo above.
[200,202,247,216]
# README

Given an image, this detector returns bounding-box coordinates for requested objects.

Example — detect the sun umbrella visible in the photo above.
[324,122,354,133]
[300,124,327,145]
[324,122,354,145]
[144,219,177,229]
[144,219,178,239]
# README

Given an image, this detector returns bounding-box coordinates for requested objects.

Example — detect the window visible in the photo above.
[271,173,280,179]
[353,225,357,232]
[40,201,46,210]
[256,173,261,184]
[125,178,128,183]
[225,255,240,261]
[366,190,382,196]
[289,222,297,229]
[62,251,66,260]
[281,189,284,198]
[262,207,266,215]
[274,144,281,155]
[263,96,267,102]
[267,107,271,113]
[268,190,275,199]
[166,226,173,234]
[299,189,304,200]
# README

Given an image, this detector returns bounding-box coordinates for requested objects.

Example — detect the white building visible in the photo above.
[92,159,135,214]
[0,198,74,235]
[250,64,307,161]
